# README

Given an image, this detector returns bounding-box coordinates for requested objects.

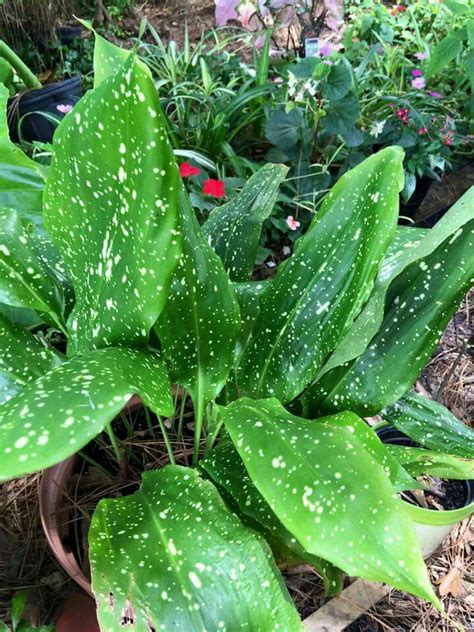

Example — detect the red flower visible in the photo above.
[203,179,226,198]
[391,5,406,15]
[179,162,201,178]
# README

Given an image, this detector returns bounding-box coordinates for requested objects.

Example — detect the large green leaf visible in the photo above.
[78,20,151,87]
[0,208,65,328]
[201,440,344,596]
[387,445,474,480]
[43,55,182,353]
[313,189,473,384]
[0,314,59,404]
[307,210,474,415]
[426,31,464,78]
[221,398,439,606]
[383,391,474,459]
[89,465,303,631]
[236,147,404,403]
[0,348,172,481]
[156,189,240,436]
[0,85,45,225]
[203,164,288,281]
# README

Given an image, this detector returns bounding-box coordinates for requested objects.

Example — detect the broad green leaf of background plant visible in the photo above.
[311,187,474,386]
[90,466,303,632]
[0,208,65,329]
[383,391,474,459]
[0,348,172,481]
[0,85,45,225]
[157,190,240,450]
[201,439,344,596]
[43,55,182,353]
[426,31,464,78]
[222,398,439,607]
[387,445,474,480]
[203,163,288,281]
[236,147,404,403]
[0,315,59,404]
[307,212,474,415]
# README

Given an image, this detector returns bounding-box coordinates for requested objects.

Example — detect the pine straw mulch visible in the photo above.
[0,293,472,629]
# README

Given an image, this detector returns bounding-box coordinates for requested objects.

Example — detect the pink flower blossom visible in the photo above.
[286,215,300,231]
[428,90,443,99]
[418,127,428,135]
[395,107,409,124]
[411,77,426,89]
[411,69,422,77]
[56,104,73,114]
[414,52,428,60]
[442,131,454,146]
[318,40,334,57]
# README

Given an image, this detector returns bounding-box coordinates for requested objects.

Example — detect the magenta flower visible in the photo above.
[56,104,73,114]
[286,215,301,231]
[418,127,428,135]
[414,52,428,60]
[411,69,423,77]
[412,77,426,89]
[428,90,443,99]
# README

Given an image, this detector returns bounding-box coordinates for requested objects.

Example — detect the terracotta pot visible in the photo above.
[40,395,142,597]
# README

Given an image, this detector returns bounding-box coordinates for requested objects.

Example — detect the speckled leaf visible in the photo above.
[203,164,288,281]
[201,440,344,596]
[0,348,172,481]
[0,85,45,225]
[0,314,59,404]
[236,147,403,403]
[386,445,474,480]
[156,189,240,421]
[383,391,474,459]
[0,208,65,327]
[222,397,439,606]
[307,216,474,416]
[78,19,150,88]
[312,188,474,384]
[89,465,303,632]
[234,280,270,364]
[43,55,181,353]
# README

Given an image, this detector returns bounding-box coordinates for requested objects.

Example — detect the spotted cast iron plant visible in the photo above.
[0,31,473,630]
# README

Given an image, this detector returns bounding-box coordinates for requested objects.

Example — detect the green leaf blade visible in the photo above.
[0,348,173,481]
[90,466,303,631]
[0,314,59,404]
[0,208,64,323]
[203,163,288,281]
[222,398,439,607]
[157,190,241,411]
[383,391,474,459]
[237,147,404,403]
[43,56,182,352]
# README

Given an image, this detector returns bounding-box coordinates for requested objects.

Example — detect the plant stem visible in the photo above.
[119,412,133,438]
[144,405,156,439]
[193,398,204,466]
[205,416,225,456]
[157,414,175,465]
[0,40,41,89]
[177,390,187,441]
[105,423,122,465]
[77,450,111,477]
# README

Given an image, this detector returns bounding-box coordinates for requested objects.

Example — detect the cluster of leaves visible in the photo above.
[0,592,53,632]
[0,27,473,631]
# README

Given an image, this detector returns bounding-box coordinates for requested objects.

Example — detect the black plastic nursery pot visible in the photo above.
[8,75,83,144]
[376,425,474,557]
[58,25,84,45]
